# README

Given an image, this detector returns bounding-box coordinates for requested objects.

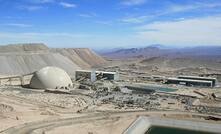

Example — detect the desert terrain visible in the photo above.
[0,44,221,134]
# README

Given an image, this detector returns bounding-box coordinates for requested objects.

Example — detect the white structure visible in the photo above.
[30,66,72,89]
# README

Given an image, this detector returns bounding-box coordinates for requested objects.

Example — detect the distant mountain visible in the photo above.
[179,46,221,56]
[101,46,173,59]
[95,47,124,55]
[146,44,170,49]
[101,45,221,59]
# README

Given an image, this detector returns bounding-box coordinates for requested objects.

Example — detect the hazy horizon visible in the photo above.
[0,0,221,49]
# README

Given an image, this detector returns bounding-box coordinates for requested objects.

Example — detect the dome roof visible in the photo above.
[30,66,72,89]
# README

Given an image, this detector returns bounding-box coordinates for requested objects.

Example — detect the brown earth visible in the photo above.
[0,43,106,76]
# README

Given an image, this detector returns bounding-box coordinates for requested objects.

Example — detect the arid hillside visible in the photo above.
[100,45,221,76]
[0,43,106,75]
[139,56,221,73]
[52,48,106,69]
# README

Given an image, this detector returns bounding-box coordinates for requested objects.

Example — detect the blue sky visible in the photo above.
[0,0,221,49]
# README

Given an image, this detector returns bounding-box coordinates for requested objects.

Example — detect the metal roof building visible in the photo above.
[178,76,217,87]
[166,77,213,87]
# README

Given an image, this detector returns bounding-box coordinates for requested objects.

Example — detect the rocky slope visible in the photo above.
[0,43,106,76]
[52,48,106,69]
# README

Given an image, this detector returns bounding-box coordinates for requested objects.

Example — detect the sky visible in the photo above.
[0,0,221,49]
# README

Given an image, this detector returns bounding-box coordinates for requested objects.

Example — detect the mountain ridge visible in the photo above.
[101,45,221,59]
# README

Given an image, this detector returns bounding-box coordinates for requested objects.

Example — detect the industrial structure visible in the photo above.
[178,76,217,87]
[166,78,213,87]
[75,70,97,82]
[30,66,73,89]
[75,70,119,82]
[165,75,218,87]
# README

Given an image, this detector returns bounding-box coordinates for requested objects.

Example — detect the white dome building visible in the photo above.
[30,66,73,89]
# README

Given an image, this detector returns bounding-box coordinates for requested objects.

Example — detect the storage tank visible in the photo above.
[30,66,72,89]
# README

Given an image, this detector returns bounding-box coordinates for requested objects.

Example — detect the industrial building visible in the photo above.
[75,70,119,82]
[75,70,97,82]
[96,71,119,80]
[166,78,213,87]
[178,76,217,87]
